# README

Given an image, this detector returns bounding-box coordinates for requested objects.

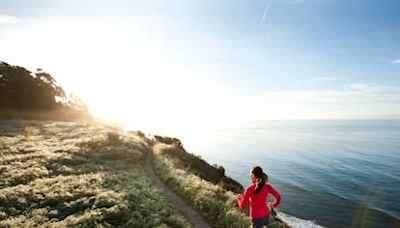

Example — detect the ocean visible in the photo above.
[162,119,400,228]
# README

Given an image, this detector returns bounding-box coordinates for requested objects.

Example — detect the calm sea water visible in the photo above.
[168,120,400,228]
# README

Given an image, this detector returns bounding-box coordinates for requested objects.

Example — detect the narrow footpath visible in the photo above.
[144,148,211,228]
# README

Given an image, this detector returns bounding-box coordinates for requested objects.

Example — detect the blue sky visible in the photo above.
[1,0,399,126]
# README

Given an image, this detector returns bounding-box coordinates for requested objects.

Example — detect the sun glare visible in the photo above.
[14,19,221,132]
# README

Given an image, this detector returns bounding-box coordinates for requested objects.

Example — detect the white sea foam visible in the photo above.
[277,212,325,228]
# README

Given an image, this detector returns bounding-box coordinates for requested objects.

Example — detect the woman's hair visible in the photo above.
[251,166,268,194]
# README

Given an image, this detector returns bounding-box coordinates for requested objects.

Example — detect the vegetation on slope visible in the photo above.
[153,135,243,193]
[0,121,190,227]
[152,139,288,228]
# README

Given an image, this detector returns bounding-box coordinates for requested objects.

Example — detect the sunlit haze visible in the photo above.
[1,0,399,132]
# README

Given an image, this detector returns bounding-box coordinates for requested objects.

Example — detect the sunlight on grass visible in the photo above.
[0,121,190,227]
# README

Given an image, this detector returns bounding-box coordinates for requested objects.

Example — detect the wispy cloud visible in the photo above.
[348,83,368,90]
[259,0,272,28]
[311,77,339,81]
[226,84,400,119]
[260,90,343,103]
[347,83,383,93]
[392,59,400,64]
[290,0,311,5]
[258,84,400,104]
[0,15,19,24]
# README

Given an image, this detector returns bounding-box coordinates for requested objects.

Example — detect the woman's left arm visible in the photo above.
[268,185,281,208]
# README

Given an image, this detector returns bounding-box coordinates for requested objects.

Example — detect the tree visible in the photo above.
[0,61,89,120]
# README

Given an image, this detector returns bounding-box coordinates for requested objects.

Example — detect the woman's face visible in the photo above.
[249,170,255,181]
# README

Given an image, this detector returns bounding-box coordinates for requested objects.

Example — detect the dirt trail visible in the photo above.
[144,148,211,228]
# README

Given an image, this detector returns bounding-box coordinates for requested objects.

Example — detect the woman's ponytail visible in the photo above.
[251,166,267,194]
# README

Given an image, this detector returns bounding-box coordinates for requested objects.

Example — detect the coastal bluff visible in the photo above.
[0,120,288,227]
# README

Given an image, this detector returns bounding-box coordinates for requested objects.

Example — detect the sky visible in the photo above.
[1,0,400,130]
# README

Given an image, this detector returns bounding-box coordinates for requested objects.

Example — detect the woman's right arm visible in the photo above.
[237,186,252,210]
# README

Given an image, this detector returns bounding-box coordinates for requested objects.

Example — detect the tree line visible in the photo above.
[0,61,89,120]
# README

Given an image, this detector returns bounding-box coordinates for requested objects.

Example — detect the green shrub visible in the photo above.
[77,131,146,165]
[22,126,39,138]
[106,131,122,144]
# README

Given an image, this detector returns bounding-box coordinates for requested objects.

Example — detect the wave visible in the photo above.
[277,212,324,228]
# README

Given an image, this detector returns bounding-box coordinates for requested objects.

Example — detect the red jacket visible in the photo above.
[237,181,281,219]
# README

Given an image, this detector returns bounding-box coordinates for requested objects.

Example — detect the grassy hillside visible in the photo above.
[152,139,289,228]
[0,120,289,227]
[153,135,243,194]
[0,121,190,227]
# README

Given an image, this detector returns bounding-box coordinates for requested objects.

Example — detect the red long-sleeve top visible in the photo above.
[237,182,281,219]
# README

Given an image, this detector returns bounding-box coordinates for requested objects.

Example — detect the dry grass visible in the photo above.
[0,120,190,228]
